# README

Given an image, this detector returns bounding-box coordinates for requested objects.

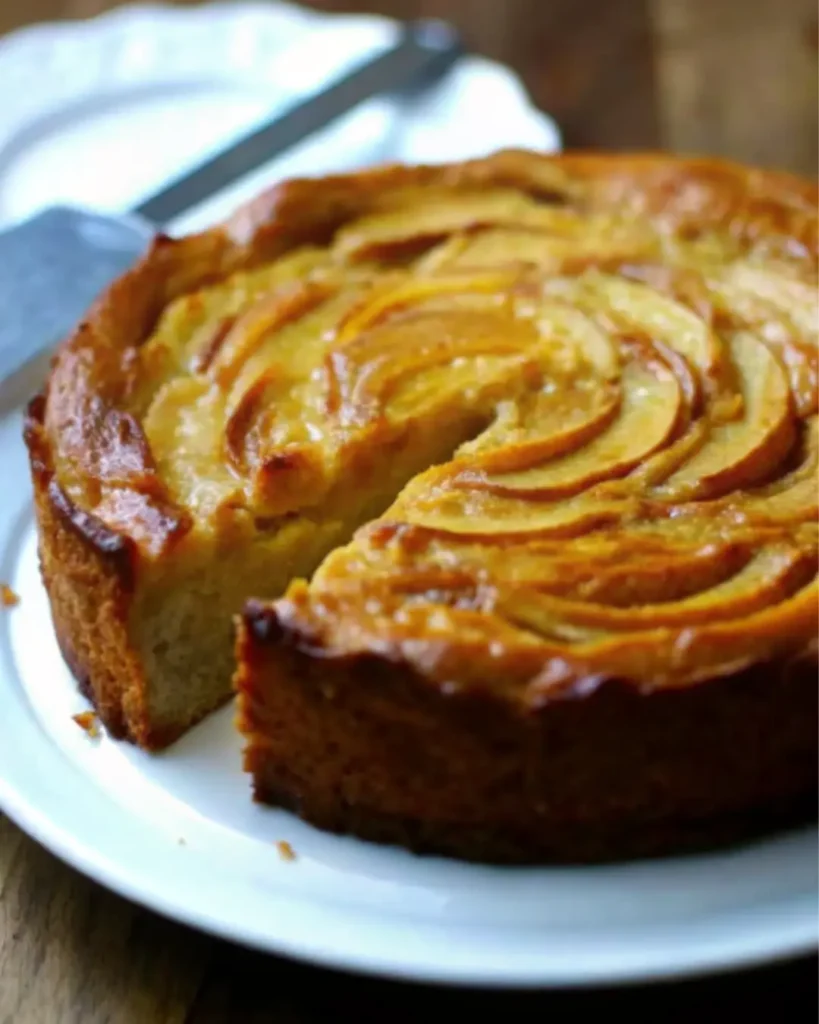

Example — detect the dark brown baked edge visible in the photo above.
[25,394,231,748]
[26,392,137,739]
[236,602,818,864]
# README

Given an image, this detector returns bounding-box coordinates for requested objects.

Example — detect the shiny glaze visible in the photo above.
[40,151,818,696]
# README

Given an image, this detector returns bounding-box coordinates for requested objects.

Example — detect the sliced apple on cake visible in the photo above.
[28,152,818,861]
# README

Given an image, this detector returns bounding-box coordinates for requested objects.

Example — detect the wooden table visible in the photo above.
[1,2,817,1021]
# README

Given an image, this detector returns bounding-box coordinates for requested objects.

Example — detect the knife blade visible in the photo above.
[0,20,463,384]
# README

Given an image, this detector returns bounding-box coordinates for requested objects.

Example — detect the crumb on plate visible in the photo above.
[72,710,100,738]
[276,840,297,862]
[1,583,19,607]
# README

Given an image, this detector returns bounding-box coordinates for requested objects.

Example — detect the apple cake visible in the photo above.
[26,151,818,862]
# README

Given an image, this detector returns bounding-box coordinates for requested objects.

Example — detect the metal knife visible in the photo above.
[0,20,463,383]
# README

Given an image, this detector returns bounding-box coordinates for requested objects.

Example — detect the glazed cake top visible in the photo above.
[41,150,818,692]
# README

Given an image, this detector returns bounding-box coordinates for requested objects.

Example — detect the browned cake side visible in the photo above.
[238,605,817,864]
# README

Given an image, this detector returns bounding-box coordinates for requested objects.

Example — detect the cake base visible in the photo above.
[237,605,818,865]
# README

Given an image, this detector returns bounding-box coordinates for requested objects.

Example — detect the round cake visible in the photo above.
[26,151,818,862]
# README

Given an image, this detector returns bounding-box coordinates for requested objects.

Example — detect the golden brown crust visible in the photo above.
[26,393,217,748]
[27,393,137,740]
[237,603,817,864]
[27,150,819,859]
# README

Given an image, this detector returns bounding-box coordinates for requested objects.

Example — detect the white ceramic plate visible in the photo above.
[0,2,816,990]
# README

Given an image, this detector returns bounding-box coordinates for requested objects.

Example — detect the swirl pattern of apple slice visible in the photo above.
[134,158,817,692]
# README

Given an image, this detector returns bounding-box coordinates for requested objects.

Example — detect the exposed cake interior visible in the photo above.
[129,248,551,733]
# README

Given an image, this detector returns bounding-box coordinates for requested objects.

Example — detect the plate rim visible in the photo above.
[1,772,817,989]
